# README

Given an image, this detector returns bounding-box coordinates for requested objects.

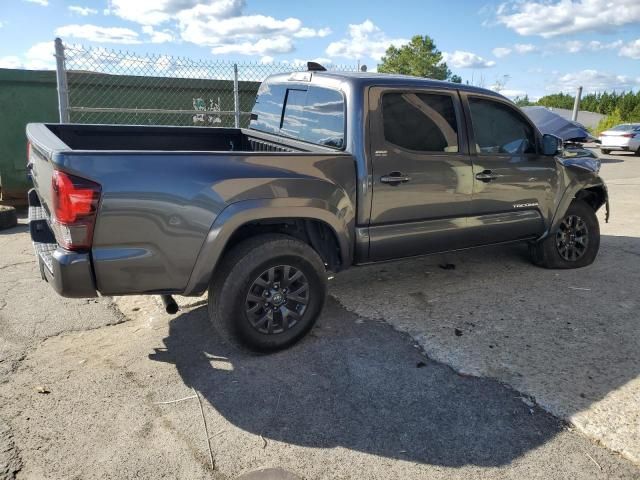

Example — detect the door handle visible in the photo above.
[475,170,501,182]
[380,172,411,185]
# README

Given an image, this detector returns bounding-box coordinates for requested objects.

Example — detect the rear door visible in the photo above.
[367,87,473,261]
[461,93,558,242]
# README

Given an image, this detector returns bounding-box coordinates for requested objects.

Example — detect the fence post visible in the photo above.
[54,38,70,123]
[233,63,240,128]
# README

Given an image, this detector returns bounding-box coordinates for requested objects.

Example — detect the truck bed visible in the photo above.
[42,123,319,153]
[26,122,357,298]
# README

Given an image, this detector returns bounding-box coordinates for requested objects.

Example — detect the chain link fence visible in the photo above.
[54,39,357,127]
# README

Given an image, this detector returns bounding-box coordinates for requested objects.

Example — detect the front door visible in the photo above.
[462,94,559,243]
[368,87,473,261]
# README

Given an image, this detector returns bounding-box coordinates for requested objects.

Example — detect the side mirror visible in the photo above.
[541,134,562,156]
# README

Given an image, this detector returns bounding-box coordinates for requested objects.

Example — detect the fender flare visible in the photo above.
[183,197,354,296]
[540,178,609,241]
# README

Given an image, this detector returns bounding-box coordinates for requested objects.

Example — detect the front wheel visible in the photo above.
[530,201,600,269]
[208,234,327,352]
[600,149,611,155]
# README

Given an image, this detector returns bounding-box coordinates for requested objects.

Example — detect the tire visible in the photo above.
[635,147,640,157]
[530,200,600,269]
[208,234,327,352]
[600,149,610,155]
[0,206,18,230]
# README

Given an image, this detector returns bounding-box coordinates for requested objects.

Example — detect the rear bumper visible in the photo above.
[600,145,630,151]
[28,189,98,298]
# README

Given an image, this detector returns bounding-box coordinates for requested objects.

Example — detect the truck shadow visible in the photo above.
[150,234,639,467]
[151,301,567,467]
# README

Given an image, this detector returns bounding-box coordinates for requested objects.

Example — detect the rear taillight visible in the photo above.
[621,133,636,138]
[51,170,101,251]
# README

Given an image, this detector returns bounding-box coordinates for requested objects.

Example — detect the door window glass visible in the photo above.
[469,97,536,154]
[382,92,459,153]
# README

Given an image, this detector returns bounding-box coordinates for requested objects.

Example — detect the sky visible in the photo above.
[0,0,639,99]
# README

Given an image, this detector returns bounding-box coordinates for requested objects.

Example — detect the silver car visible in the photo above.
[599,123,640,155]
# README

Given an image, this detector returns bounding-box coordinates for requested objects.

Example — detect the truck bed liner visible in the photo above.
[43,124,310,153]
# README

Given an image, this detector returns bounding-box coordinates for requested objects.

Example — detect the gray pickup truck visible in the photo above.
[26,67,608,352]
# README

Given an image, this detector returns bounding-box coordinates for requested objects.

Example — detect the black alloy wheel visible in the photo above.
[555,214,589,262]
[245,265,310,335]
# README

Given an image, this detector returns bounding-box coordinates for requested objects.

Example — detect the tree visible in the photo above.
[450,74,462,84]
[378,35,452,81]
[513,95,534,107]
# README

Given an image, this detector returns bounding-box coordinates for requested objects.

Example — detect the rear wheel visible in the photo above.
[530,200,600,269]
[600,149,611,155]
[208,234,327,352]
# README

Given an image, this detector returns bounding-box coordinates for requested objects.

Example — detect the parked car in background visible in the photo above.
[599,123,640,155]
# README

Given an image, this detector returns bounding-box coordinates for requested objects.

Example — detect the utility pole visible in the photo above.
[572,86,583,122]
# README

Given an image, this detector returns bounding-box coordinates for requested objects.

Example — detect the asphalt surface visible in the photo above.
[332,148,640,462]
[0,149,638,479]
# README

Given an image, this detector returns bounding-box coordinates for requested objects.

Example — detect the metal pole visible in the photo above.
[571,86,582,122]
[233,63,240,128]
[54,38,70,123]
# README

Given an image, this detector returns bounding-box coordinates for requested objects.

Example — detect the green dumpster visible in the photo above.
[0,68,58,205]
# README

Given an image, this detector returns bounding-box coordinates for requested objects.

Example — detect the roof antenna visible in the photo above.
[307,61,327,72]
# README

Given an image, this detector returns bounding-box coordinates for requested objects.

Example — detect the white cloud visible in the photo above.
[24,0,48,5]
[179,11,301,46]
[25,41,55,69]
[108,0,327,56]
[556,39,625,54]
[288,57,333,67]
[560,40,584,53]
[55,24,141,44]
[492,47,511,58]
[294,27,331,38]
[589,40,623,51]
[618,39,640,59]
[68,5,98,16]
[325,19,407,62]
[110,0,242,26]
[442,50,496,69]
[260,55,274,64]
[549,69,640,93]
[496,0,640,38]
[0,21,4,28]
[492,43,538,57]
[142,25,174,44]
[0,56,23,68]
[514,43,537,54]
[210,35,294,55]
[2,41,56,69]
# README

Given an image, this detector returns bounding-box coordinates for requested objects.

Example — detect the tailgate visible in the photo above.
[26,123,69,216]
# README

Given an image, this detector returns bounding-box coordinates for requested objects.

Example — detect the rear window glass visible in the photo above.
[382,93,459,153]
[250,84,287,135]
[611,124,640,131]
[280,89,307,138]
[250,85,345,149]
